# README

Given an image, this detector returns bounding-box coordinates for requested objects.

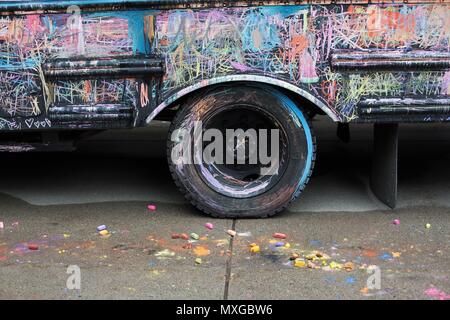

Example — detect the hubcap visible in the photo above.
[194,105,289,198]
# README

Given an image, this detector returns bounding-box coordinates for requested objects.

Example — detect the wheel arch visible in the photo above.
[146,75,341,124]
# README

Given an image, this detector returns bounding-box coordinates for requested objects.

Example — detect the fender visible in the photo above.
[146,75,341,124]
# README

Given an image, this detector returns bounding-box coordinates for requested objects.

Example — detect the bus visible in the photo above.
[0,0,448,217]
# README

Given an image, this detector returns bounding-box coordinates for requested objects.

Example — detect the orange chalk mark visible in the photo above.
[193,246,211,257]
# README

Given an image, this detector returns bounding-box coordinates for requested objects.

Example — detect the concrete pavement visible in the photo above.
[0,118,449,299]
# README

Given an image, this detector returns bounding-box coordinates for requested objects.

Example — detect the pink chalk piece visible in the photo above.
[392,219,400,225]
[0,221,4,229]
[147,204,157,211]
[204,223,214,230]
[273,233,287,239]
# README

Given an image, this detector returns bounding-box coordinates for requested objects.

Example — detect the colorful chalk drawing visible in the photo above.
[0,3,449,127]
[154,4,450,121]
[53,79,137,105]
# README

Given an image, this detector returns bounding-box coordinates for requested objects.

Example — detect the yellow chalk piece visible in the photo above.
[250,245,260,253]
[99,230,109,236]
[294,259,306,268]
[284,243,291,248]
[329,261,342,269]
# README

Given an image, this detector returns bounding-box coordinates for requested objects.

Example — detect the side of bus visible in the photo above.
[0,1,449,217]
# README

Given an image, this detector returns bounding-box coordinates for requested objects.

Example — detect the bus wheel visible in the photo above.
[167,83,316,218]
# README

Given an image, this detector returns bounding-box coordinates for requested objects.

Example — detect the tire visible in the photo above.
[167,83,316,218]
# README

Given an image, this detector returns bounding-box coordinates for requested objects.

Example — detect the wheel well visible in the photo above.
[153,80,337,122]
[276,86,327,118]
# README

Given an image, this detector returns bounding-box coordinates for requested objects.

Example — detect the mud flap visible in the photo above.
[370,123,399,208]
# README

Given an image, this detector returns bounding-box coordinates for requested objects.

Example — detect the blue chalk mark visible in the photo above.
[87,10,154,54]
[240,6,308,53]
[271,89,314,194]
[345,276,356,284]
[379,252,393,261]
